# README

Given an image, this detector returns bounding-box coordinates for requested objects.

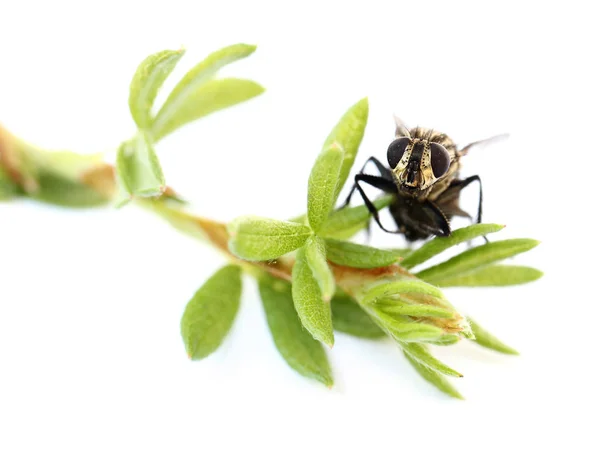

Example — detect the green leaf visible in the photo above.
[151,78,264,141]
[330,294,385,338]
[400,342,462,377]
[370,310,444,342]
[416,238,540,284]
[427,334,461,346]
[386,248,413,258]
[115,132,165,201]
[228,216,312,261]
[435,264,543,287]
[324,238,399,268]
[468,317,519,355]
[318,195,394,238]
[307,146,343,232]
[304,236,335,302]
[128,49,185,130]
[378,301,454,319]
[32,171,109,207]
[404,351,463,399]
[359,277,444,306]
[400,223,505,269]
[180,265,242,360]
[151,43,259,140]
[323,98,369,202]
[259,276,333,387]
[291,246,334,347]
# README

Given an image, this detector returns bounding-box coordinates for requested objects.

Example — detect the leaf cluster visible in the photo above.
[117,44,264,204]
[1,45,542,398]
[182,98,542,397]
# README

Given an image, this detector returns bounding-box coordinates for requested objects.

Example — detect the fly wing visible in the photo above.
[393,115,411,138]
[434,183,471,219]
[458,133,509,156]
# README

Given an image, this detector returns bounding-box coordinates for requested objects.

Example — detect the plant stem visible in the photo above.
[1,124,416,295]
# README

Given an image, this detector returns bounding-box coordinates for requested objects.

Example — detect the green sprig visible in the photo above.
[0,49,543,399]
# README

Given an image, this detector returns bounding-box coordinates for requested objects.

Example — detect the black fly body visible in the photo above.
[341,117,505,241]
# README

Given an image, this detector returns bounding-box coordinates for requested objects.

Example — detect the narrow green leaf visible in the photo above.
[387,248,413,258]
[468,317,519,355]
[330,294,385,338]
[181,265,242,360]
[401,223,505,269]
[318,195,394,238]
[400,342,462,377]
[151,78,264,141]
[427,334,461,346]
[228,216,312,261]
[359,277,444,306]
[304,236,335,301]
[324,238,399,268]
[291,246,335,347]
[115,132,165,200]
[32,172,109,207]
[378,302,454,319]
[307,146,343,232]
[259,276,333,387]
[128,49,185,130]
[323,98,369,202]
[151,43,258,140]
[404,351,463,399]
[371,310,444,342]
[416,238,540,283]
[435,264,543,287]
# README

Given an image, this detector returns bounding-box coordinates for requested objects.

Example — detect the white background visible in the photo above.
[1,1,598,457]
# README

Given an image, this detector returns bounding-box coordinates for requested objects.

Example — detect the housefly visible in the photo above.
[341,117,506,241]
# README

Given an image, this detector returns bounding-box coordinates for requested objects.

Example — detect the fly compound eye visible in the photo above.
[387,137,411,168]
[430,143,451,177]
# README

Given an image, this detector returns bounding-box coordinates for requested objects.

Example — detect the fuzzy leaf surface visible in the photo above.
[151,78,264,141]
[331,294,385,338]
[322,98,369,202]
[228,217,312,261]
[128,49,185,129]
[359,277,444,306]
[468,317,519,355]
[180,265,242,359]
[416,238,540,284]
[400,342,462,377]
[435,264,543,287]
[318,195,393,238]
[307,146,343,232]
[151,43,258,140]
[401,223,505,269]
[115,133,165,201]
[404,351,463,399]
[324,238,399,268]
[370,310,444,342]
[304,236,335,302]
[291,246,334,347]
[259,276,333,387]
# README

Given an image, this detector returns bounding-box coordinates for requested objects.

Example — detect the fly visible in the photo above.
[341,117,506,241]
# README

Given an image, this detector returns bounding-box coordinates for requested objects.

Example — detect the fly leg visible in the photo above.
[352,174,407,235]
[447,175,483,224]
[340,157,393,208]
[443,174,487,242]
